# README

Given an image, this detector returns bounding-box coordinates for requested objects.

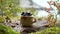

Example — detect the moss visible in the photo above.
[0,24,20,34]
[30,27,60,34]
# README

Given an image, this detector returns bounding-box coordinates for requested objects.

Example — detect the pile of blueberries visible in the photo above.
[21,12,32,16]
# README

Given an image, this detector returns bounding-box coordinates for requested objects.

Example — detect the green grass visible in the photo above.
[30,27,60,34]
[0,24,20,34]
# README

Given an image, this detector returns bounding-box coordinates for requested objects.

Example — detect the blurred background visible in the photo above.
[0,0,60,34]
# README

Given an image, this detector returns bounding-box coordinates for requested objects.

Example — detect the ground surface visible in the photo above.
[4,19,60,34]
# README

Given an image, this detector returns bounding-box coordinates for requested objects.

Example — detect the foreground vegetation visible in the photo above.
[30,27,60,34]
[0,24,20,34]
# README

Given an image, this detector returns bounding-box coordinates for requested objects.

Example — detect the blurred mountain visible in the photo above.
[20,0,45,10]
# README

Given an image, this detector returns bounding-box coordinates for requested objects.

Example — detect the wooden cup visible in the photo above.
[20,16,36,27]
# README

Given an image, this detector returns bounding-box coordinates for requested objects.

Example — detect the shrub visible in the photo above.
[30,27,60,34]
[0,24,20,34]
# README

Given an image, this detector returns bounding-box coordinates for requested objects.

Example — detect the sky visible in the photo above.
[32,0,51,8]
